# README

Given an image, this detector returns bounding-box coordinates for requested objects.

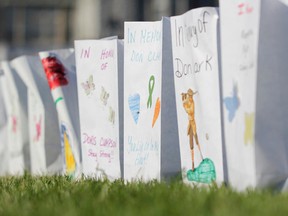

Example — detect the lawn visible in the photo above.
[0,174,287,216]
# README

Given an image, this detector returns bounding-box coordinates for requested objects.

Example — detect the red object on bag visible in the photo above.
[42,56,68,90]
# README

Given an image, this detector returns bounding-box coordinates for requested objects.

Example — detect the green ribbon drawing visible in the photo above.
[147,75,155,108]
[54,97,63,105]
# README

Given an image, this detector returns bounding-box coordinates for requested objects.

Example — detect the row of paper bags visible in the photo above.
[1,0,288,191]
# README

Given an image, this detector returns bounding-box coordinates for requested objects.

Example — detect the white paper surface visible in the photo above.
[220,0,261,189]
[0,62,25,175]
[124,21,162,181]
[3,61,30,172]
[11,56,47,174]
[0,70,9,175]
[11,56,61,175]
[170,8,223,184]
[1,61,29,175]
[39,49,81,177]
[278,0,288,6]
[75,39,121,180]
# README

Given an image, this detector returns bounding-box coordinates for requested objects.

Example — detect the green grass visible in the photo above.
[0,174,288,216]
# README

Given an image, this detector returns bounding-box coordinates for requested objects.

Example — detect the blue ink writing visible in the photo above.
[127,28,136,43]
[130,50,143,62]
[140,29,162,44]
[147,51,161,62]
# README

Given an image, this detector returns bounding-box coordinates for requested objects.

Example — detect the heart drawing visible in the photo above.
[128,93,140,124]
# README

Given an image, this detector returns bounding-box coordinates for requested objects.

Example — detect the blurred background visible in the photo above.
[0,0,218,60]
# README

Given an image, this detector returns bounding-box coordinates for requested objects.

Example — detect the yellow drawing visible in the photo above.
[244,112,255,145]
[64,131,76,174]
[182,89,203,171]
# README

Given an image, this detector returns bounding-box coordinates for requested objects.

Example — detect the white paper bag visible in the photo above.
[170,7,224,184]
[1,61,30,173]
[123,18,182,181]
[39,49,81,177]
[255,0,288,191]
[220,0,260,190]
[11,55,61,175]
[124,21,162,181]
[0,63,25,175]
[220,0,288,190]
[74,39,122,180]
[0,70,9,175]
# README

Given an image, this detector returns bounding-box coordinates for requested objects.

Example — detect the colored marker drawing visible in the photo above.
[152,97,160,128]
[223,84,240,122]
[244,112,255,145]
[128,93,140,124]
[100,86,109,106]
[54,97,64,105]
[147,75,155,108]
[108,106,115,124]
[33,116,42,142]
[187,158,216,183]
[81,75,95,96]
[182,89,216,183]
[12,116,17,133]
[61,124,76,175]
[182,89,203,170]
